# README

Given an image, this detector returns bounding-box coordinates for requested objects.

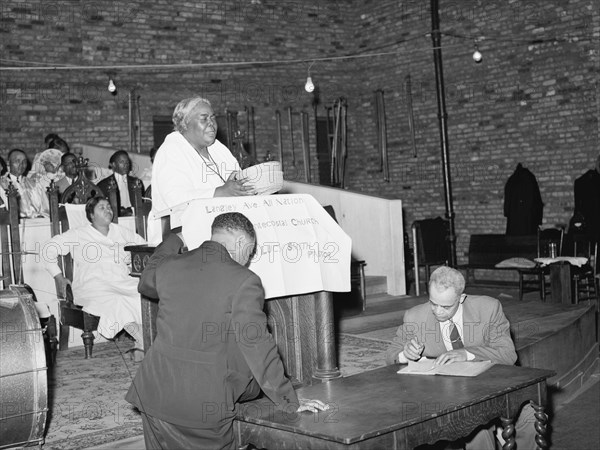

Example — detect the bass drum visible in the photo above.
[0,286,48,449]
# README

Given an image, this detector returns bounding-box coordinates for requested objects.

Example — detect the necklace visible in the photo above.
[198,150,226,183]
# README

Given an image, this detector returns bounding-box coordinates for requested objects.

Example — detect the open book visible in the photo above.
[397,358,494,377]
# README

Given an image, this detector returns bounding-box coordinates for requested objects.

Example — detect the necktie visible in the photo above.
[449,321,464,350]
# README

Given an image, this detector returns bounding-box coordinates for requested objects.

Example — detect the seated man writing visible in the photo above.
[385,266,536,450]
[44,196,146,360]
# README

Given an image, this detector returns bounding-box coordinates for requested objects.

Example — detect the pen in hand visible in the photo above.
[405,337,425,361]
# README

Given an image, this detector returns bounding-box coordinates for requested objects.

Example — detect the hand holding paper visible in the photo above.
[434,349,468,365]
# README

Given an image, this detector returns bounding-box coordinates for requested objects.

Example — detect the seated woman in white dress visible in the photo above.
[44,196,146,360]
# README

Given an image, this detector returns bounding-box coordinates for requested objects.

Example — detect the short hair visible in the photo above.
[109,150,130,166]
[211,212,256,242]
[44,133,60,145]
[61,152,77,165]
[85,196,108,223]
[172,97,212,133]
[8,148,26,161]
[47,136,70,153]
[428,266,466,297]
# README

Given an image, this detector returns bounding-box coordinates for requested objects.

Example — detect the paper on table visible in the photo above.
[397,358,494,377]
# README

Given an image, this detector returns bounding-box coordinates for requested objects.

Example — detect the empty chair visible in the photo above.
[563,233,598,306]
[412,217,450,295]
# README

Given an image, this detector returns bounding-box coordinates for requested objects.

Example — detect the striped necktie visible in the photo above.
[449,321,464,350]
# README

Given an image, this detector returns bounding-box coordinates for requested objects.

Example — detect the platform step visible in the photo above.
[339,295,424,335]
[365,275,387,296]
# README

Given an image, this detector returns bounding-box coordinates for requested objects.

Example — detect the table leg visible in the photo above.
[313,291,341,382]
[549,262,572,304]
[500,417,516,450]
[532,402,549,450]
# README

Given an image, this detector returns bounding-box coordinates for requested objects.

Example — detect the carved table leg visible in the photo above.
[82,330,95,358]
[532,402,549,450]
[500,417,516,450]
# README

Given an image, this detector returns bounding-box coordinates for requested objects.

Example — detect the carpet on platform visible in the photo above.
[42,333,389,449]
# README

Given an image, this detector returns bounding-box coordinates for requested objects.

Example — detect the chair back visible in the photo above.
[0,185,22,288]
[563,232,596,260]
[47,183,73,284]
[412,217,450,266]
[61,156,118,222]
[537,226,564,258]
[411,217,450,295]
[131,178,152,240]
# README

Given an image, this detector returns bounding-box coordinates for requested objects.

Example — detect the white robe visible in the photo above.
[44,223,146,339]
[148,132,240,244]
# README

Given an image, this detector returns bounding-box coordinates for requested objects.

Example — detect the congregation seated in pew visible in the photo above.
[44,196,146,360]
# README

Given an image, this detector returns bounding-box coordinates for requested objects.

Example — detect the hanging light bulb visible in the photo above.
[305,76,314,93]
[108,78,117,93]
[472,40,482,63]
[304,61,315,93]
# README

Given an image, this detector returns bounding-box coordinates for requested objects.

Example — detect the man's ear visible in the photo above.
[459,294,467,304]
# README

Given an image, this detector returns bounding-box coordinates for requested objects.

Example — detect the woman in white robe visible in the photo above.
[44,196,146,358]
[148,97,255,243]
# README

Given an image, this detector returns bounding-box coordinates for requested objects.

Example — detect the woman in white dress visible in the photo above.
[44,196,146,359]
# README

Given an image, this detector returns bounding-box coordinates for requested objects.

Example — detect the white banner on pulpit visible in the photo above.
[180,194,351,299]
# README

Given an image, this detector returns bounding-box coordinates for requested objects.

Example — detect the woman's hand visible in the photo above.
[214,172,256,197]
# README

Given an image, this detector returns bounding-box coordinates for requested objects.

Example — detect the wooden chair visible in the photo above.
[563,233,598,306]
[47,158,117,358]
[412,217,450,295]
[537,227,564,301]
[1,185,58,365]
[0,184,23,289]
[322,205,366,310]
[131,178,152,240]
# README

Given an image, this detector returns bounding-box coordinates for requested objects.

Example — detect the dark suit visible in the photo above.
[125,234,298,449]
[55,176,74,196]
[504,163,543,236]
[386,295,535,450]
[97,174,143,214]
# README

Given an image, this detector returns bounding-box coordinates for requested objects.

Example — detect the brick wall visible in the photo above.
[1,0,598,265]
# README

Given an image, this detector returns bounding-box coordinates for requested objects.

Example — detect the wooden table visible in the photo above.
[235,364,553,449]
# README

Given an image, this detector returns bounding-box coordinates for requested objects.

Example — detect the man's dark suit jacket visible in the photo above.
[385,295,517,366]
[97,174,143,212]
[125,234,298,429]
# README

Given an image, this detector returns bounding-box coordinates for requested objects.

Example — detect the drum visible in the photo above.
[0,286,48,449]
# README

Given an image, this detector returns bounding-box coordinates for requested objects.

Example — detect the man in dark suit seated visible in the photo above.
[55,153,78,196]
[386,266,537,450]
[97,150,143,217]
[126,212,328,449]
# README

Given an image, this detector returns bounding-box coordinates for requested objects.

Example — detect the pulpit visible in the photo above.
[127,193,351,387]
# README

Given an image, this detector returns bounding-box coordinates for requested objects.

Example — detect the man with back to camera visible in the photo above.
[126,212,328,449]
[385,266,537,450]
